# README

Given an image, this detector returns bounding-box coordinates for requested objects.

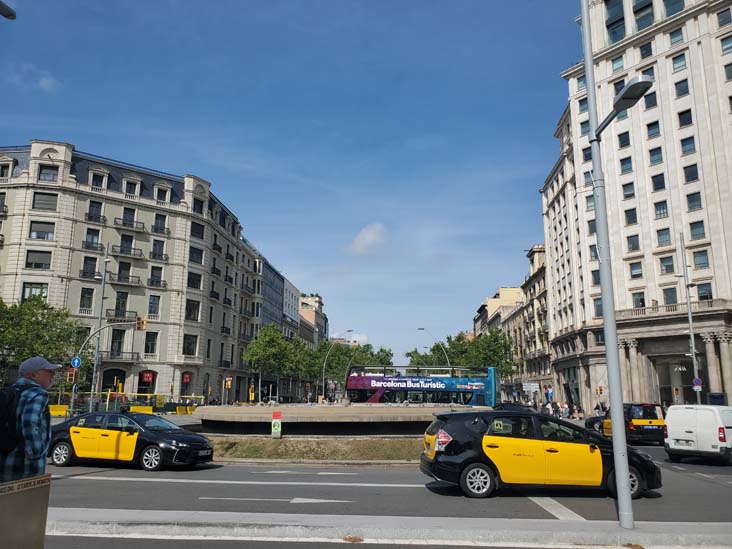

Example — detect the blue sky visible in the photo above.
[2,1,581,361]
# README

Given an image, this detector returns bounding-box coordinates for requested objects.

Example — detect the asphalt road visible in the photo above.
[44,442,732,548]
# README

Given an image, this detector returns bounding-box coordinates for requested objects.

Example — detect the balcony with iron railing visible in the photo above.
[221,326,232,335]
[105,309,137,322]
[149,251,169,262]
[239,333,253,343]
[85,212,107,224]
[209,290,220,300]
[241,283,255,295]
[211,266,221,276]
[224,275,234,284]
[223,297,233,307]
[0,204,8,216]
[0,234,4,245]
[113,217,146,232]
[111,245,144,258]
[79,269,101,280]
[107,273,142,286]
[226,252,235,262]
[151,224,170,237]
[147,278,167,288]
[218,359,232,368]
[616,298,732,320]
[239,309,252,319]
[82,240,104,252]
[213,243,222,253]
[98,351,140,362]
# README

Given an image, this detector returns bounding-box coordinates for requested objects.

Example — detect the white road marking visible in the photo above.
[672,466,686,470]
[51,474,423,488]
[528,497,586,521]
[200,496,352,504]
[695,473,714,479]
[43,533,625,548]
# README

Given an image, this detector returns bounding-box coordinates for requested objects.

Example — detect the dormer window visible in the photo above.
[38,165,58,182]
[125,180,138,197]
[90,171,107,191]
[156,188,168,203]
[0,163,10,179]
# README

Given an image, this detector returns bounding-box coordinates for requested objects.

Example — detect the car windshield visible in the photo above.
[131,415,182,431]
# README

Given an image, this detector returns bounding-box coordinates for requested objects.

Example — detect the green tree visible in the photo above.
[467,329,515,379]
[0,296,93,387]
[244,325,291,400]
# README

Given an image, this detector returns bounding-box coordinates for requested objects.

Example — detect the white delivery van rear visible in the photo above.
[665,405,732,464]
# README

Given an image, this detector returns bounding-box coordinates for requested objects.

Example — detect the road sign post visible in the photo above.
[271,410,282,439]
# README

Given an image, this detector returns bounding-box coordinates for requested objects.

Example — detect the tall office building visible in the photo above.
[0,140,316,402]
[544,0,732,408]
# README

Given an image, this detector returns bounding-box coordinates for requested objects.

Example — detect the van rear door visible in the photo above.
[696,408,719,453]
[721,409,732,449]
[667,407,697,451]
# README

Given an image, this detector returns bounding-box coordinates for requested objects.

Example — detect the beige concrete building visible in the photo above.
[546,0,732,407]
[473,287,523,336]
[0,140,309,402]
[299,294,329,346]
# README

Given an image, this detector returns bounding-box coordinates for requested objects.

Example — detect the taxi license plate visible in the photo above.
[198,449,212,456]
[643,425,658,429]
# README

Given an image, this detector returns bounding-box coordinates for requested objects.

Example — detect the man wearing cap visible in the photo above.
[0,357,61,482]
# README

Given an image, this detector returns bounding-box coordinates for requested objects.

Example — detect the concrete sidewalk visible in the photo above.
[46,507,732,547]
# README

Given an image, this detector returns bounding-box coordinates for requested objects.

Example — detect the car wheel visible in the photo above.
[608,465,644,499]
[459,463,496,498]
[140,445,163,471]
[51,441,73,467]
[667,453,682,463]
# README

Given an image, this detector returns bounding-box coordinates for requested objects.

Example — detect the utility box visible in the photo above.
[271,410,282,439]
[0,474,51,548]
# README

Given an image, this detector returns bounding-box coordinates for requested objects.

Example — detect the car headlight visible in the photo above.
[170,440,189,448]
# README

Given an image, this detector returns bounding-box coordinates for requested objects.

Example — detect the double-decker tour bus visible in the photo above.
[345,365,499,406]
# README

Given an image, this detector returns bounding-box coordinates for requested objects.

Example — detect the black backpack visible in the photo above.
[0,385,30,455]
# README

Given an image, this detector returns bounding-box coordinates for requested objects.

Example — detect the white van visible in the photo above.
[664,405,732,464]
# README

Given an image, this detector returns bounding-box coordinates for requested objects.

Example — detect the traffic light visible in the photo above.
[135,316,147,330]
[598,386,604,395]
[66,368,75,383]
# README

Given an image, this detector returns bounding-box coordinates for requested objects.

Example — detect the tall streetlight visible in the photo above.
[417,328,451,373]
[90,244,111,412]
[677,232,701,404]
[579,0,654,530]
[0,1,16,19]
[322,329,353,403]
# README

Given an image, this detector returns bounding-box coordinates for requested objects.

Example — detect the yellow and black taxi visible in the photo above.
[420,410,661,499]
[48,410,213,471]
[599,403,665,445]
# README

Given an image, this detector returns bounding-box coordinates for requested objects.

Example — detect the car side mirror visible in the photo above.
[589,443,599,451]
[124,426,137,434]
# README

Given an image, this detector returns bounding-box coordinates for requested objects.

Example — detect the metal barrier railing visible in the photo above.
[48,391,205,416]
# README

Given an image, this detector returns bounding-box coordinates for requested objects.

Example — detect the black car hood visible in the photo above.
[150,430,210,444]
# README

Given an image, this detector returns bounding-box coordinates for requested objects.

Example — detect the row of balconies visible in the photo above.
[79,270,167,288]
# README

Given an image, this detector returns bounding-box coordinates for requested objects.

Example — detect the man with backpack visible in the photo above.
[0,357,61,483]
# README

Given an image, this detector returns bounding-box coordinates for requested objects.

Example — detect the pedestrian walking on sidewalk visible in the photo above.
[0,357,61,483]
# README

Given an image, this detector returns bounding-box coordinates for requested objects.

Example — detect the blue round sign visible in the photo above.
[71,356,82,369]
[692,377,702,386]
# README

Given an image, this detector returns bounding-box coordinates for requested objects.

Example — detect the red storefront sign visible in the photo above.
[141,371,154,383]
[182,372,191,384]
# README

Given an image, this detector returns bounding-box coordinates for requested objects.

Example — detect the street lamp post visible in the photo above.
[417,328,451,373]
[579,0,654,530]
[322,329,353,403]
[677,232,701,404]
[0,1,16,19]
[90,244,110,412]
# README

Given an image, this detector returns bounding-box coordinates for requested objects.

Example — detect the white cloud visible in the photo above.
[348,222,386,255]
[7,64,61,93]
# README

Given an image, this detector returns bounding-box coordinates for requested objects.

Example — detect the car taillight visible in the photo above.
[628,421,635,431]
[719,427,726,443]
[663,425,668,439]
[436,429,453,452]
